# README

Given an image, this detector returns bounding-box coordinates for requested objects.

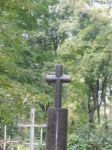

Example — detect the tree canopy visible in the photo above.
[0,0,112,149]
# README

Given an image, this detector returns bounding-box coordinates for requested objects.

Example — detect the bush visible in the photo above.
[68,123,112,150]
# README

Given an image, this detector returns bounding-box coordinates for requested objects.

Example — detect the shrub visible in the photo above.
[68,123,112,150]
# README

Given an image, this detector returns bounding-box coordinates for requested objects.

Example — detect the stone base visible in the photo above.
[46,107,68,150]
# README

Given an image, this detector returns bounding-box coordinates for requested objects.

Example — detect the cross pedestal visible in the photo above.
[45,64,71,150]
[46,108,68,150]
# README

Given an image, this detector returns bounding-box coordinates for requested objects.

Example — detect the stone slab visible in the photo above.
[46,107,68,150]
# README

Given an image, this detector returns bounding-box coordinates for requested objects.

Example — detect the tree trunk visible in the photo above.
[88,109,95,124]
[97,106,100,124]
[104,98,108,129]
[88,97,95,126]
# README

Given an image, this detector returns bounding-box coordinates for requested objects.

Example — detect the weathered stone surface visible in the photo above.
[46,108,68,150]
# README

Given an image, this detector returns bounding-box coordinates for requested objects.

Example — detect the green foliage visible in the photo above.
[0,0,112,148]
[18,144,44,150]
[68,123,112,150]
[0,0,58,124]
[59,3,112,124]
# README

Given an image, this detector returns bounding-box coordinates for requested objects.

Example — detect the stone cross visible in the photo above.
[46,64,71,150]
[45,64,71,108]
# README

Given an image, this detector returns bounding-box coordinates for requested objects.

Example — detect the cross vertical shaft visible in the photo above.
[55,65,62,108]
[30,108,35,150]
[3,125,7,150]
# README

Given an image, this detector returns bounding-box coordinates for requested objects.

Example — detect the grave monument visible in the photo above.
[45,64,71,150]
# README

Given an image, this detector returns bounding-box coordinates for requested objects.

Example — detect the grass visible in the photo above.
[17,145,29,150]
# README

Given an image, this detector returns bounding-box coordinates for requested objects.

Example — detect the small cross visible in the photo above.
[18,108,47,150]
[45,64,71,108]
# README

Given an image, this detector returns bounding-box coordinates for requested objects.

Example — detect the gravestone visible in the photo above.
[45,64,71,150]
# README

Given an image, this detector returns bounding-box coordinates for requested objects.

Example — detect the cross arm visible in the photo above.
[34,124,47,128]
[45,75,57,83]
[18,124,31,128]
[60,75,71,83]
[18,123,47,128]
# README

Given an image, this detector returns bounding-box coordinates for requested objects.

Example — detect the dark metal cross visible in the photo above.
[45,64,71,108]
